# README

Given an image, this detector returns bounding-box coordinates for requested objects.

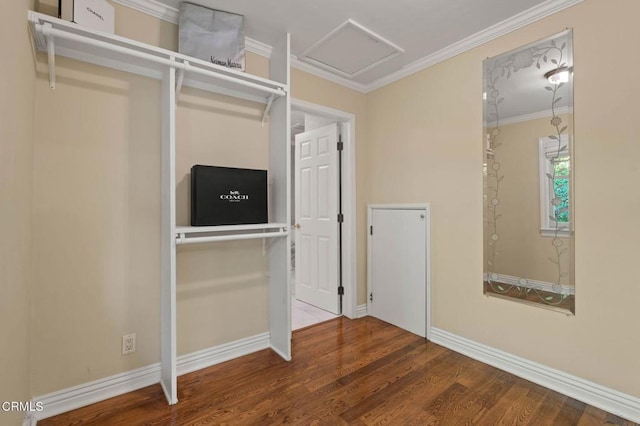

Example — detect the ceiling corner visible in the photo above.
[365,0,586,92]
[290,56,369,93]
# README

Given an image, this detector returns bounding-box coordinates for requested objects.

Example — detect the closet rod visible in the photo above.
[35,23,287,98]
[176,231,287,245]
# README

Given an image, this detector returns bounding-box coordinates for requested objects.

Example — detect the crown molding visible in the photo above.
[246,38,273,58]
[112,0,583,94]
[485,106,573,127]
[111,0,178,23]
[365,0,584,92]
[111,0,272,58]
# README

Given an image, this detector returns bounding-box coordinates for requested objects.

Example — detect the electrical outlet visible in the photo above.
[122,333,136,355]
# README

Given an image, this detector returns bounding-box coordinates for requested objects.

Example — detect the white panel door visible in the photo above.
[295,123,340,314]
[369,207,427,337]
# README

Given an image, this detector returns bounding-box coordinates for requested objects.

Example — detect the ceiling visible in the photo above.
[115,0,581,92]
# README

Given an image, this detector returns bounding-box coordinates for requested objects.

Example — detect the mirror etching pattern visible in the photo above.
[483,30,574,313]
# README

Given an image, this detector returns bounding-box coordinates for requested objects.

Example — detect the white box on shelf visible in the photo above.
[73,0,114,34]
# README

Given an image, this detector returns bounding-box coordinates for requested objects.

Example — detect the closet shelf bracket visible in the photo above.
[261,94,276,126]
[175,60,189,103]
[40,23,56,89]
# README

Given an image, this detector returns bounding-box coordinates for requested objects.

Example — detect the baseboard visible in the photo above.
[32,332,271,421]
[484,272,575,295]
[177,332,269,376]
[22,412,37,426]
[356,304,368,318]
[269,344,292,362]
[31,362,161,421]
[430,327,640,423]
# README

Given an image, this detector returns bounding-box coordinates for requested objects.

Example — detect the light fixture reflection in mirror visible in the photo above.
[482,30,575,314]
[545,67,570,84]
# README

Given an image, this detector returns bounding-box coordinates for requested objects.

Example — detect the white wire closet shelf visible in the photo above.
[28,11,287,105]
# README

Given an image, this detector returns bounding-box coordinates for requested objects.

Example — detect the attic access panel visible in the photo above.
[299,19,404,79]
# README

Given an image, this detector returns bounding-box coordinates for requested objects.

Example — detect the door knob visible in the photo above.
[294,223,301,229]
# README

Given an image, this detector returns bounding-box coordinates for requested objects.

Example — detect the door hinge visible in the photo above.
[338,286,344,296]
[370,225,373,235]
[338,213,344,223]
[369,292,373,302]
[337,140,344,151]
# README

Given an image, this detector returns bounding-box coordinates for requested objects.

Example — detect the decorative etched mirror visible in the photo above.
[483,30,575,314]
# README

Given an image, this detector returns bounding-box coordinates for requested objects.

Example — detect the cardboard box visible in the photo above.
[191,165,268,226]
[59,0,114,34]
[58,0,74,21]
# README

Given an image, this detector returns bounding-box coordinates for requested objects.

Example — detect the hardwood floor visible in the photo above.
[40,317,635,425]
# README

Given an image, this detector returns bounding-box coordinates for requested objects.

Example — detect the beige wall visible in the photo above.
[31,57,164,394]
[174,87,271,354]
[367,0,640,397]
[485,115,572,284]
[0,1,35,424]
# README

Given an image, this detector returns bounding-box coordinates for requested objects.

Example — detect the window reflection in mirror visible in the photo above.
[482,30,575,314]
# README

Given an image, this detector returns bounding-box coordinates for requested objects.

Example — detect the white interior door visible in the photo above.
[294,123,340,314]
[369,206,428,337]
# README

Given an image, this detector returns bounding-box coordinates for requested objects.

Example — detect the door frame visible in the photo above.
[291,98,357,319]
[367,204,431,339]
